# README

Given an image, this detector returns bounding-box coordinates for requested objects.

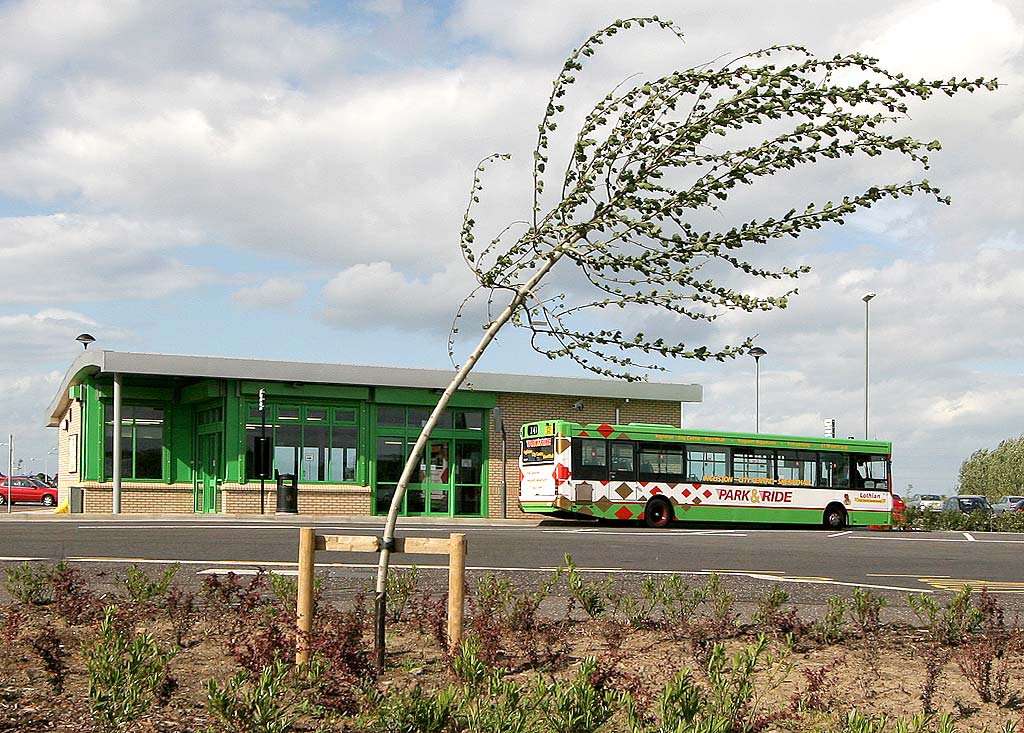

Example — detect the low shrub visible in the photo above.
[82,605,177,732]
[849,587,888,636]
[207,656,308,733]
[117,563,180,605]
[5,561,52,605]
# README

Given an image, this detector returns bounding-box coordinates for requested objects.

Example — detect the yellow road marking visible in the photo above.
[703,569,784,575]
[917,577,1024,594]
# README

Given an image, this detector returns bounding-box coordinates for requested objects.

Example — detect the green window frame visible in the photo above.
[103,404,165,481]
[244,402,361,484]
[372,405,487,516]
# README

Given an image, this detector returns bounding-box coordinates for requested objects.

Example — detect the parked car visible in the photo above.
[941,495,993,514]
[892,494,906,523]
[1008,499,1024,513]
[0,476,58,507]
[907,493,944,511]
[992,495,1024,513]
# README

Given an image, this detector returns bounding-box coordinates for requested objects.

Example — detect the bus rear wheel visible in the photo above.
[644,497,674,529]
[823,504,847,530]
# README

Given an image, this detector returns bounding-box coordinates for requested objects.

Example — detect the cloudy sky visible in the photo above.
[1,0,1021,494]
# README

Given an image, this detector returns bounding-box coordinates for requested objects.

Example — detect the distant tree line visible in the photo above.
[958,436,1024,500]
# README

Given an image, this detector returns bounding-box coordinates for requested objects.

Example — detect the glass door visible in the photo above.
[407,440,451,515]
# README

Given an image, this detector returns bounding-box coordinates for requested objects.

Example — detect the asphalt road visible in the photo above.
[1,516,1022,613]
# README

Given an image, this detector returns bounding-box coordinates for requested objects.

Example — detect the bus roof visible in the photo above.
[521,419,892,454]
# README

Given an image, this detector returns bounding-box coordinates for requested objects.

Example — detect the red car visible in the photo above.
[0,476,58,507]
[892,494,906,523]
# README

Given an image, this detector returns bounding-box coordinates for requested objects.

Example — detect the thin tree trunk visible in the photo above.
[373,247,565,670]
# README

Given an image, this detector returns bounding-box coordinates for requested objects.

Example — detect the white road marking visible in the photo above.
[963,532,976,542]
[852,535,1024,544]
[828,530,853,538]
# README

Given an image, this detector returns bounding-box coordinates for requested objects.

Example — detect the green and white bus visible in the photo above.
[519,420,893,529]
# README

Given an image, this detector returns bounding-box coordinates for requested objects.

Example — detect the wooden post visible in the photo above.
[447,532,467,652]
[296,527,316,665]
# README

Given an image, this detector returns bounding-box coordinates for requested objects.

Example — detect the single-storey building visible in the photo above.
[47,351,701,517]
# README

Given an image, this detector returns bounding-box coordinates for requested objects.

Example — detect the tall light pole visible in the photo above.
[3,436,11,514]
[862,292,877,439]
[749,347,766,433]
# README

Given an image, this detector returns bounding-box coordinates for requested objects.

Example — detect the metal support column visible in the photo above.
[112,373,122,514]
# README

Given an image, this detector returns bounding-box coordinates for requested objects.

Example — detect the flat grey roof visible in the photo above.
[47,350,702,425]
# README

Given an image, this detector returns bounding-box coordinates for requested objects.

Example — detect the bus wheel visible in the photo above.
[644,497,674,529]
[823,504,847,530]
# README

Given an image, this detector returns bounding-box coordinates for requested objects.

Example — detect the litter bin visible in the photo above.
[70,486,84,514]
[276,473,298,514]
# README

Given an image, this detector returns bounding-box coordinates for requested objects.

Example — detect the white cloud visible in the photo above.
[858,0,1023,78]
[321,259,481,332]
[0,214,210,304]
[233,277,306,309]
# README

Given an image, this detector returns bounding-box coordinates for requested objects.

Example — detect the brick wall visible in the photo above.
[56,401,81,506]
[74,482,195,514]
[222,483,372,514]
[488,394,680,519]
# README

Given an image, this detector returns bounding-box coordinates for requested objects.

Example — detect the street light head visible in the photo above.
[75,333,96,350]
[862,292,877,302]
[748,347,767,361]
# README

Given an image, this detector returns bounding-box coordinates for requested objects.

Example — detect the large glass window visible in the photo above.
[245,403,361,483]
[686,447,729,482]
[375,437,405,513]
[330,427,358,482]
[104,405,164,480]
[454,440,483,515]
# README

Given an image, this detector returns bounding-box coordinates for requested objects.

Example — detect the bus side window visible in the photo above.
[609,442,635,480]
[818,453,851,488]
[853,454,889,490]
[639,443,685,482]
[732,448,772,481]
[686,446,729,483]
[573,438,609,481]
[776,450,817,486]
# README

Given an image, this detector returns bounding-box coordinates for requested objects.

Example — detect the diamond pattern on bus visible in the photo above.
[650,486,662,495]
[597,424,614,438]
[595,496,613,512]
[703,489,713,498]
[615,506,634,521]
[615,484,631,499]
[681,488,691,498]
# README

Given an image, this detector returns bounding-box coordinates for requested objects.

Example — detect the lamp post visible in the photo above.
[46,449,56,482]
[748,347,767,433]
[2,436,11,514]
[862,292,877,439]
